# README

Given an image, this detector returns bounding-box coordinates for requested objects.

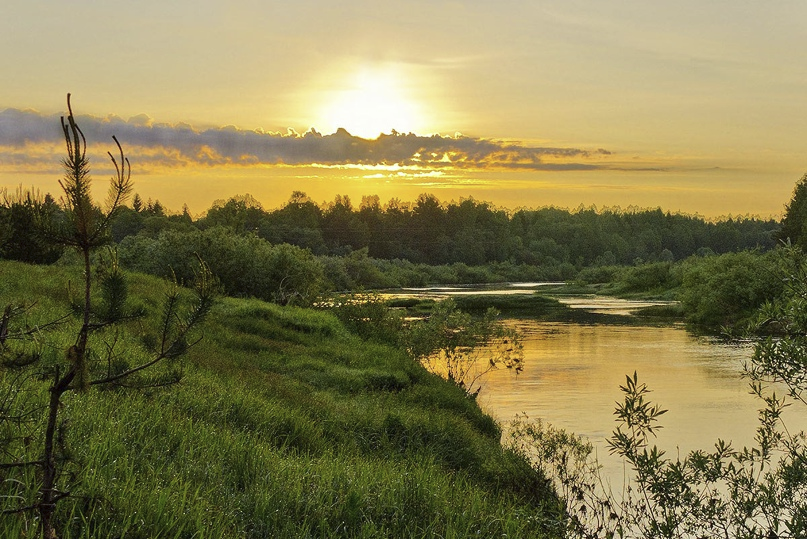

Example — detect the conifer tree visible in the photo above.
[778,172,807,247]
[131,192,143,213]
[0,95,216,539]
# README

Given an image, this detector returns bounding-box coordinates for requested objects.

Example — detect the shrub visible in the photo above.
[119,227,326,305]
[680,250,782,329]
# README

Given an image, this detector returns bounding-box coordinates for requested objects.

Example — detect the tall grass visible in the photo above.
[0,260,561,537]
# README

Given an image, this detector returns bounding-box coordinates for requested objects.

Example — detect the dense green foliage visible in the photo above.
[105,192,780,301]
[679,250,783,330]
[574,251,783,331]
[118,226,326,305]
[0,188,63,263]
[139,191,777,266]
[0,187,781,308]
[578,261,683,298]
[4,189,777,270]
[0,260,561,537]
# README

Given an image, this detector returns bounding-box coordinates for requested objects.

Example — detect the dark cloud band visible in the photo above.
[0,108,610,172]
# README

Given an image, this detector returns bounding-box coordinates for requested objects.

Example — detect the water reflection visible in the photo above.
[478,319,804,487]
[392,282,566,300]
[554,295,677,316]
[390,283,677,316]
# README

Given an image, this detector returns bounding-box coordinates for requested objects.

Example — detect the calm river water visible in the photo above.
[480,320,757,485]
[400,285,806,487]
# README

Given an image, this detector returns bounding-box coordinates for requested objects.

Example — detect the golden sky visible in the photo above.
[2,1,806,217]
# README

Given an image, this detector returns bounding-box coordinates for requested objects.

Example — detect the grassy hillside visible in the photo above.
[0,260,561,538]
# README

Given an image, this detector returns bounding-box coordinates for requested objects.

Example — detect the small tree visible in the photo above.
[329,292,406,346]
[405,298,523,396]
[329,295,523,396]
[0,95,216,539]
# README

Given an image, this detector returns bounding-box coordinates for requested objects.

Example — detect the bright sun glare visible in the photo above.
[318,68,425,139]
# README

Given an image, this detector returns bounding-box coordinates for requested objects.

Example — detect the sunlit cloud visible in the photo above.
[0,108,622,174]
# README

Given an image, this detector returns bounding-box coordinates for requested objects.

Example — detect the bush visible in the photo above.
[119,227,326,305]
[576,265,623,285]
[680,250,782,329]
[618,262,680,293]
[329,293,405,346]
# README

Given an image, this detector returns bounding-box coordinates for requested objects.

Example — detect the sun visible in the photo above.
[317,67,426,139]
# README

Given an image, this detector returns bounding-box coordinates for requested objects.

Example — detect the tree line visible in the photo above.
[0,185,783,307]
[113,191,776,267]
[2,186,782,272]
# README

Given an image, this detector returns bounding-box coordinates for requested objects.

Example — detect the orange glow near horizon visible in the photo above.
[3,162,788,222]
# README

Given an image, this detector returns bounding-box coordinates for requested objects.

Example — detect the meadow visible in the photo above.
[0,259,562,538]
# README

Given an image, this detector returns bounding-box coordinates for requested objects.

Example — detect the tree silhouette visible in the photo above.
[778,172,807,247]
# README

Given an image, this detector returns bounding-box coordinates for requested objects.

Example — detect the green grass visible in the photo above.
[0,260,562,538]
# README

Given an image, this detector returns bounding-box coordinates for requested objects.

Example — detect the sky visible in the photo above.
[1,0,806,218]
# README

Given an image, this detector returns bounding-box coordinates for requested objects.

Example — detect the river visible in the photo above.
[479,319,757,487]
[396,285,806,488]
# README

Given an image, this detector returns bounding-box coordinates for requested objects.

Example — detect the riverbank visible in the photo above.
[0,260,562,537]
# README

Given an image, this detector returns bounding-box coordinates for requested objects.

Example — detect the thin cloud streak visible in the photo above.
[0,108,617,173]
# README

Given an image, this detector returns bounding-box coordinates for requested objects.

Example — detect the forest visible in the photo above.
[117,191,776,267]
[3,188,779,268]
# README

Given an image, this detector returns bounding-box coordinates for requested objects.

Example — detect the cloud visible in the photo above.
[0,107,615,173]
